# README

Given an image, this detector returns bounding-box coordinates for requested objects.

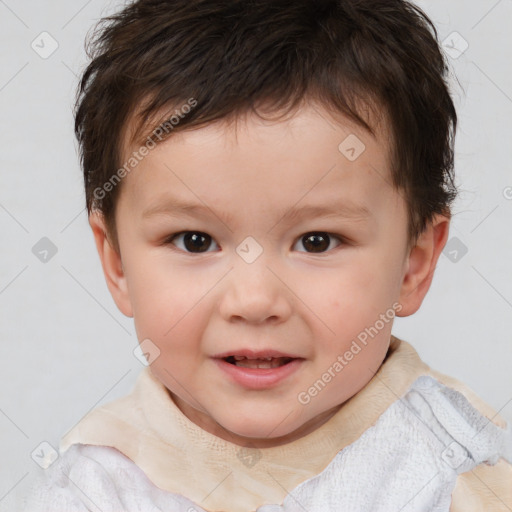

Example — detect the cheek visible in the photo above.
[306,262,398,360]
[125,256,209,344]
[316,264,388,319]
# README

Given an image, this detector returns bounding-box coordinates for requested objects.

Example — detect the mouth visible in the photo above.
[213,349,303,389]
[223,355,293,369]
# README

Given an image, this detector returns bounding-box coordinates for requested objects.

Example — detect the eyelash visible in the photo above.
[163,231,347,255]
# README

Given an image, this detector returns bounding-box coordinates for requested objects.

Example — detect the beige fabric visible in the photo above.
[60,336,511,511]
[450,459,512,512]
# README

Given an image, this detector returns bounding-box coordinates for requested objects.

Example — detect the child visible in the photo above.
[24,0,512,510]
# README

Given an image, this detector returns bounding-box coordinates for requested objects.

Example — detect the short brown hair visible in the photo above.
[74,0,458,253]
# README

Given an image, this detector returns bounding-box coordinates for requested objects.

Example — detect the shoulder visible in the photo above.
[22,443,199,512]
[451,459,512,512]
[420,369,512,511]
[22,444,149,511]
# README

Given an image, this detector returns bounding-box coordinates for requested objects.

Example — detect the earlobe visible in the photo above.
[88,211,134,318]
[397,214,450,317]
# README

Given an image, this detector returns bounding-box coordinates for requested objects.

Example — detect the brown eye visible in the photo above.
[167,231,219,253]
[296,232,342,253]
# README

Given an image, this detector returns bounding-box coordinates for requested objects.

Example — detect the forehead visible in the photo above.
[117,101,398,222]
[122,95,391,160]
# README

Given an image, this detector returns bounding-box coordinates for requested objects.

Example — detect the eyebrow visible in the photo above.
[142,197,372,227]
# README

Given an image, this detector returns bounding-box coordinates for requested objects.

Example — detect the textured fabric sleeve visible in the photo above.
[22,444,126,512]
[22,443,207,512]
[426,368,512,511]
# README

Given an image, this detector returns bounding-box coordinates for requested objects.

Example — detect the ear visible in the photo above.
[88,210,133,318]
[397,214,450,317]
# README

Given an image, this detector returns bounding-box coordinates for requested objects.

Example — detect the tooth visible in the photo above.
[233,357,290,369]
[233,356,246,361]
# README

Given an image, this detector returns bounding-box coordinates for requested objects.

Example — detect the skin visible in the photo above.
[90,102,450,448]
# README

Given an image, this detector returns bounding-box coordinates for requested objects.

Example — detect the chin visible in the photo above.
[216,407,301,443]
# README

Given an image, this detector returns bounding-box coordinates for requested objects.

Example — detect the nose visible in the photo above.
[218,253,293,325]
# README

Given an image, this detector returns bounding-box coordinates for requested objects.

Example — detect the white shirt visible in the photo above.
[21,337,512,511]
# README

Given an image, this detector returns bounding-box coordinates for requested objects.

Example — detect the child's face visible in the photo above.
[93,103,443,447]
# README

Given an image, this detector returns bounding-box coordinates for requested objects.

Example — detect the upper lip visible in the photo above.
[213,349,303,360]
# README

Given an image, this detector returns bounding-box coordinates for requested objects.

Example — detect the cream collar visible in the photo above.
[60,336,441,511]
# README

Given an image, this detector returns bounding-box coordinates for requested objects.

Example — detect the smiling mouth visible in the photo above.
[223,356,293,369]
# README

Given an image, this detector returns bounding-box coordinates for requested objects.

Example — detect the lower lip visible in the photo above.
[213,358,302,389]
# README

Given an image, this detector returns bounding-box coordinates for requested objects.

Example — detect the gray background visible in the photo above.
[1,0,511,507]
